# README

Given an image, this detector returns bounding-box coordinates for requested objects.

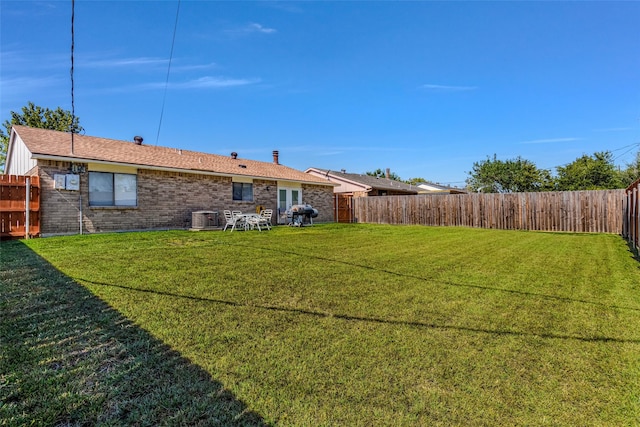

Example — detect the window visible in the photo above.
[232,182,253,201]
[89,172,137,206]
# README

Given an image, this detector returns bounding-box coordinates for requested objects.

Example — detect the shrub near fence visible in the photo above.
[353,190,626,234]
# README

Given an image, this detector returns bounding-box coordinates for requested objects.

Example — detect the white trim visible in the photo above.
[277,180,301,188]
[232,176,253,183]
[89,163,137,174]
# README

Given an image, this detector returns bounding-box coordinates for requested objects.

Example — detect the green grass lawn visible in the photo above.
[2,224,640,426]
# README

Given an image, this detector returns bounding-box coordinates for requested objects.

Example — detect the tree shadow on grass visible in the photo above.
[0,241,269,427]
[226,241,640,313]
[77,279,640,345]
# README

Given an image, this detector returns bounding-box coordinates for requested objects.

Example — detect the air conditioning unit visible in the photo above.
[191,211,218,229]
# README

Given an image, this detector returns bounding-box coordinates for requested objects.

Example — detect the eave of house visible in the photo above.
[8,126,333,187]
[29,152,321,184]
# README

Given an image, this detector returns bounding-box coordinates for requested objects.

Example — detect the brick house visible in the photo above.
[4,125,334,236]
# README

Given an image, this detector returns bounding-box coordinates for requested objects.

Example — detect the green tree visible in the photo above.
[555,151,624,190]
[405,177,429,185]
[365,168,402,181]
[0,102,83,169]
[466,155,553,193]
[620,149,640,187]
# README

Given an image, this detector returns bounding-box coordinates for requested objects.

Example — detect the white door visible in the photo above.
[278,187,301,223]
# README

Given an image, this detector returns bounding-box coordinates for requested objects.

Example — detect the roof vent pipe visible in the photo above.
[133,136,143,145]
[273,150,279,164]
[231,152,238,159]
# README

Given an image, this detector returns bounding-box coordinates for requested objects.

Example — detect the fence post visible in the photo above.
[24,177,30,239]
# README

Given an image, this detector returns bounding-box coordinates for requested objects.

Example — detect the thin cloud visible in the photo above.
[318,151,345,156]
[421,84,477,92]
[0,76,67,112]
[140,76,261,90]
[225,22,277,36]
[1,76,64,96]
[520,137,581,144]
[171,62,218,72]
[81,57,169,68]
[79,56,217,73]
[2,50,67,70]
[247,23,277,34]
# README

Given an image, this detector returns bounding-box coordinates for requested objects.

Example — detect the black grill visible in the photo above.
[286,204,318,226]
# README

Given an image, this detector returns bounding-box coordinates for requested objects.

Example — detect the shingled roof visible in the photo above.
[11,125,329,185]
[306,168,418,193]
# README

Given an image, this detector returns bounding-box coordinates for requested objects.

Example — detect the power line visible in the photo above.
[613,142,640,163]
[70,0,75,154]
[155,0,181,146]
[610,142,640,153]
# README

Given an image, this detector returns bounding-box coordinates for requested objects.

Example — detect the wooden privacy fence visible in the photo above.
[623,178,640,253]
[1,175,40,239]
[353,190,626,234]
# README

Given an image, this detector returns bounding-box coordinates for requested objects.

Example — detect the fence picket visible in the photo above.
[353,190,626,234]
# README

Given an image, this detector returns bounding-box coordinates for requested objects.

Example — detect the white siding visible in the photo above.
[417,183,441,191]
[5,134,36,175]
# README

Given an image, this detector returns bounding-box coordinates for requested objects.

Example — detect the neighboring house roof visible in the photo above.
[7,125,330,185]
[306,168,418,194]
[415,182,467,194]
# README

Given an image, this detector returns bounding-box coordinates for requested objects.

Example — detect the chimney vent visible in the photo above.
[385,168,390,179]
[272,150,279,165]
[231,152,238,159]
[133,136,143,145]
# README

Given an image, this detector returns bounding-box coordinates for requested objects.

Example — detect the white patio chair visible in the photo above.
[259,209,273,230]
[223,210,235,231]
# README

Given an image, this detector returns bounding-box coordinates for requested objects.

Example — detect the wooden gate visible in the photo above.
[1,175,40,239]
[335,194,354,223]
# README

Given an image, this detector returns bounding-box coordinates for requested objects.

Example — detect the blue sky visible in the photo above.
[2,1,639,186]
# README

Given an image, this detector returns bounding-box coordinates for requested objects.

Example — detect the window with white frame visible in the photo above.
[89,172,137,206]
[232,182,253,201]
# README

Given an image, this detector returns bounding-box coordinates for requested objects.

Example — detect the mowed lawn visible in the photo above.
[2,224,640,426]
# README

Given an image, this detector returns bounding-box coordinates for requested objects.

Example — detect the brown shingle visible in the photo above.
[14,125,330,185]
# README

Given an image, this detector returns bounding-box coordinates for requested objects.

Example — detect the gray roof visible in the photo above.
[309,168,418,193]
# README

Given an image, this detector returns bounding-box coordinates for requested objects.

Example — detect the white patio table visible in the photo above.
[232,213,263,231]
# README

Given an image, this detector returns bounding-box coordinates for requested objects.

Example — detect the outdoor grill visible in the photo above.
[286,204,318,226]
